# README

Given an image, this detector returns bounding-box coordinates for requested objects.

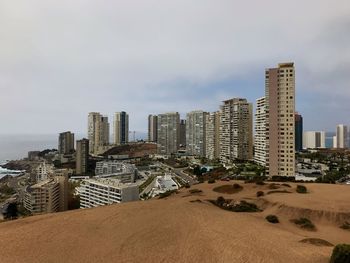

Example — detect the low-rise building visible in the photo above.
[77,178,139,209]
[95,161,137,183]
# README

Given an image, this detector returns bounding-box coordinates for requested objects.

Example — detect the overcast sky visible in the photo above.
[0,0,349,135]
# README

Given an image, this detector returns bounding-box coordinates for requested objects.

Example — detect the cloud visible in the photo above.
[0,0,349,134]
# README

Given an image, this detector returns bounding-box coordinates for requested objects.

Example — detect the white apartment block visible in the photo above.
[78,178,139,209]
[336,124,348,149]
[157,112,180,155]
[219,98,253,163]
[265,63,295,177]
[303,131,326,149]
[205,111,220,160]
[254,97,266,166]
[95,161,137,183]
[186,110,208,157]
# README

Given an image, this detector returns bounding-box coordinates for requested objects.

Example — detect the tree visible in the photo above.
[4,202,18,220]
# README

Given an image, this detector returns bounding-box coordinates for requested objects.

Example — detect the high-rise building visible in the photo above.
[333,136,337,148]
[114,112,129,145]
[76,138,89,175]
[58,131,75,154]
[295,113,303,152]
[88,112,110,154]
[303,131,326,149]
[219,98,253,162]
[205,111,220,160]
[254,97,266,166]
[186,110,208,157]
[148,115,158,142]
[265,62,295,177]
[336,124,348,149]
[157,112,180,155]
[179,119,186,146]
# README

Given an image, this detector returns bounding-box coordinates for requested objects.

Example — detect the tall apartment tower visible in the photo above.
[58,131,75,154]
[88,112,110,154]
[179,119,186,146]
[295,113,303,152]
[303,131,326,149]
[186,110,208,157]
[265,62,295,177]
[336,124,348,149]
[219,98,253,162]
[157,112,180,155]
[76,138,89,175]
[148,115,158,142]
[205,111,220,160]
[254,97,266,166]
[114,112,129,145]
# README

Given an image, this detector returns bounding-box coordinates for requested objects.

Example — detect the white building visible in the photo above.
[303,131,326,149]
[205,111,220,160]
[336,124,348,149]
[95,161,137,183]
[157,112,180,155]
[78,178,139,209]
[151,173,179,197]
[36,162,54,182]
[186,110,208,157]
[254,97,266,166]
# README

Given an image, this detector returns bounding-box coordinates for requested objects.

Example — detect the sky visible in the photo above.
[0,0,349,135]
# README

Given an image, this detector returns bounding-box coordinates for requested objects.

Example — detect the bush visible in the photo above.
[232,201,260,212]
[208,179,216,184]
[291,217,316,231]
[256,191,264,197]
[216,196,226,206]
[296,185,307,194]
[185,183,191,188]
[266,215,279,224]
[268,183,280,190]
[233,183,242,189]
[330,244,350,263]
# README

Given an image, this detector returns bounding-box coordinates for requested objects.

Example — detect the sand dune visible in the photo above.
[0,181,349,263]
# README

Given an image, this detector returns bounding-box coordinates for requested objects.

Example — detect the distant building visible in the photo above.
[303,131,326,149]
[333,136,337,148]
[148,115,158,142]
[76,138,89,175]
[88,112,110,154]
[151,173,179,197]
[95,161,137,183]
[114,112,129,145]
[58,131,75,154]
[36,162,54,182]
[186,110,208,157]
[254,97,266,166]
[157,112,180,155]
[295,113,303,152]
[78,178,139,209]
[219,98,253,162]
[24,175,68,215]
[205,111,220,160]
[179,119,186,146]
[28,151,40,161]
[336,124,348,149]
[265,62,295,177]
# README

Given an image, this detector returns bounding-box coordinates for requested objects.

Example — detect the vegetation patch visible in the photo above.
[296,185,308,194]
[340,221,350,230]
[213,184,243,194]
[158,190,178,199]
[330,244,350,263]
[291,217,316,231]
[189,189,203,194]
[210,196,261,212]
[256,191,264,197]
[299,238,333,247]
[266,215,279,224]
[266,190,292,195]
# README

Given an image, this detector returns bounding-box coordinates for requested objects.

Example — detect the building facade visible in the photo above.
[219,98,253,163]
[76,138,89,175]
[336,124,348,149]
[88,112,110,154]
[58,131,75,154]
[254,97,266,166]
[179,119,186,146]
[114,112,129,145]
[265,62,295,177]
[295,113,303,152]
[148,115,158,142]
[186,110,208,157]
[205,111,220,160]
[95,161,137,183]
[78,178,139,209]
[157,112,180,155]
[303,131,326,149]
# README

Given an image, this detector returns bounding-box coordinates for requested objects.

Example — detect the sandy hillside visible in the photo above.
[0,181,349,263]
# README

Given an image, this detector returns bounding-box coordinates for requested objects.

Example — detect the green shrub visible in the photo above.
[266,215,279,224]
[291,217,316,231]
[330,244,350,263]
[231,201,260,212]
[208,179,216,184]
[256,191,264,197]
[296,185,307,193]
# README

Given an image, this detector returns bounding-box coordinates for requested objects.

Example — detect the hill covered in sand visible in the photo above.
[0,181,349,263]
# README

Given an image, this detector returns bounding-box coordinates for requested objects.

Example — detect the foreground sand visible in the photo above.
[0,181,349,263]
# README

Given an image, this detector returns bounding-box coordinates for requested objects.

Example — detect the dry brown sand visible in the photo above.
[0,181,349,263]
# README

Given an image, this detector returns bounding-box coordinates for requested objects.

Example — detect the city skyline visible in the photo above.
[0,1,349,135]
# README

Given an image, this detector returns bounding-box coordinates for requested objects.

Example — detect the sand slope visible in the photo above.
[0,182,349,263]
